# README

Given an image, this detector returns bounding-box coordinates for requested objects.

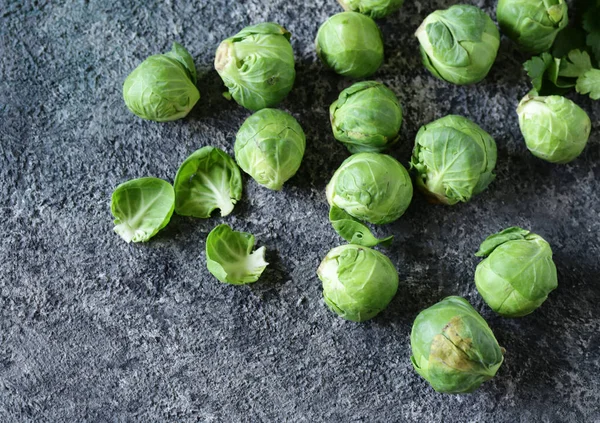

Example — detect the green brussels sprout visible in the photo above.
[337,0,405,19]
[415,5,500,85]
[214,23,295,111]
[475,227,558,317]
[330,81,403,153]
[111,177,175,243]
[326,153,413,225]
[410,115,497,205]
[206,224,268,285]
[174,147,242,218]
[235,108,306,190]
[329,206,393,247]
[123,42,200,122]
[497,0,568,54]
[410,296,504,394]
[517,94,591,164]
[317,244,398,322]
[315,12,384,78]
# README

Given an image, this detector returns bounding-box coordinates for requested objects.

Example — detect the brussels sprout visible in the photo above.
[123,42,200,122]
[111,177,175,243]
[235,108,305,190]
[206,224,268,285]
[497,0,568,54]
[337,0,405,19]
[329,206,393,247]
[410,115,497,205]
[326,153,413,225]
[315,12,384,78]
[475,227,558,317]
[317,244,398,322]
[330,81,403,153]
[410,296,504,394]
[174,147,242,218]
[517,94,591,164]
[415,5,500,85]
[214,23,295,111]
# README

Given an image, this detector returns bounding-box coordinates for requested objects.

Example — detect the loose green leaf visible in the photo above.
[577,68,600,100]
[558,50,593,78]
[111,177,175,243]
[524,53,554,93]
[205,224,268,285]
[174,147,242,218]
[329,206,393,247]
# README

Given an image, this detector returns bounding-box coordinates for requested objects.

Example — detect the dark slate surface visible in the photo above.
[1,0,599,421]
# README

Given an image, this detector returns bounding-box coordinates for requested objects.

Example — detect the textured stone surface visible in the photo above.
[1,0,599,421]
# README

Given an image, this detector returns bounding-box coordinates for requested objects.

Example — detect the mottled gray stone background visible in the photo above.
[1,0,599,421]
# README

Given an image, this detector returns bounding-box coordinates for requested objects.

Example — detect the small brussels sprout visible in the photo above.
[415,5,500,85]
[111,177,175,243]
[215,23,295,111]
[517,94,591,164]
[337,0,405,19]
[123,42,200,122]
[410,115,497,205]
[235,108,306,190]
[315,12,384,78]
[317,244,398,322]
[330,81,403,153]
[326,153,413,225]
[206,224,268,285]
[475,227,558,317]
[410,296,504,394]
[497,0,568,54]
[174,147,242,218]
[329,206,393,247]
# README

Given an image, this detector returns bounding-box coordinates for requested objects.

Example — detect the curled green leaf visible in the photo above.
[205,224,268,285]
[329,206,393,247]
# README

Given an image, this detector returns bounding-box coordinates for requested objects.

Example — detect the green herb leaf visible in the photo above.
[576,68,600,100]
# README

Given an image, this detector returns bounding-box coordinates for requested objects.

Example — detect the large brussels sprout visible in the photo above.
[330,81,403,153]
[317,244,398,322]
[475,227,558,317]
[338,0,405,19]
[497,0,568,54]
[410,115,497,205]
[206,224,268,285]
[315,12,384,78]
[174,147,242,218]
[326,153,413,225]
[111,177,175,243]
[215,23,295,111]
[123,42,200,122]
[410,296,504,394]
[517,94,591,164]
[235,109,305,190]
[415,5,500,85]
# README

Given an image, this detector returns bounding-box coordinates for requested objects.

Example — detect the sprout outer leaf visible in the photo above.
[111,177,175,243]
[329,206,393,247]
[174,147,242,218]
[205,224,268,285]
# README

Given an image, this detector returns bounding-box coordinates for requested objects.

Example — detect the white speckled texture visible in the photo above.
[1,0,599,421]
